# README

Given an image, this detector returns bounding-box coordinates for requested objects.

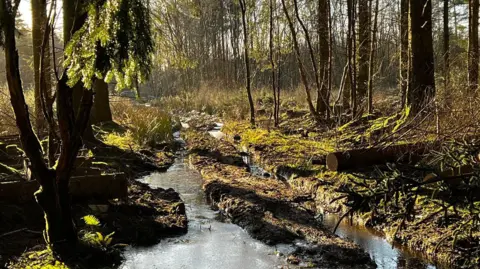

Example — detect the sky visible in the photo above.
[18,0,63,29]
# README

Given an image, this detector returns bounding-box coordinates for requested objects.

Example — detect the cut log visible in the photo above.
[0,174,128,203]
[423,165,474,186]
[326,143,436,171]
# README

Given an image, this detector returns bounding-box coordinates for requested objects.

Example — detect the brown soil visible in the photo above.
[186,130,375,268]
[0,141,187,268]
[222,119,480,269]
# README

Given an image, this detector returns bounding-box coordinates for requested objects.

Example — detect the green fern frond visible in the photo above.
[83,215,101,226]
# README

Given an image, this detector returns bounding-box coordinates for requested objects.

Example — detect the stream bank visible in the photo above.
[185,130,375,268]
[2,138,188,268]
[219,119,479,269]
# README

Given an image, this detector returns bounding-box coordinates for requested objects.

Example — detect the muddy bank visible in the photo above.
[1,142,187,268]
[221,121,479,269]
[185,131,375,268]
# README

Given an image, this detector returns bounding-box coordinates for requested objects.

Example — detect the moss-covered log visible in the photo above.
[0,174,127,203]
[326,143,435,171]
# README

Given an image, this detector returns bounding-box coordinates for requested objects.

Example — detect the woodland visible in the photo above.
[0,0,479,268]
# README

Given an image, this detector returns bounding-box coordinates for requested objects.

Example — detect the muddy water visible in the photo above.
[322,215,437,269]
[120,150,295,269]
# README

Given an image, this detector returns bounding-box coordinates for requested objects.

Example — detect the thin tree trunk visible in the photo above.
[269,0,278,126]
[408,0,436,114]
[281,0,318,120]
[469,0,479,93]
[400,0,408,107]
[367,0,379,114]
[357,0,370,107]
[293,0,323,118]
[239,0,256,126]
[318,0,331,118]
[347,0,357,118]
[32,0,52,132]
[444,0,450,102]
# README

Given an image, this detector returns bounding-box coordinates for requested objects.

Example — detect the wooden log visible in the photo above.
[326,143,436,171]
[423,165,474,186]
[0,174,128,203]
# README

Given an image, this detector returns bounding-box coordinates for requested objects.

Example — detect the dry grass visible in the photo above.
[0,85,36,136]
[108,97,173,149]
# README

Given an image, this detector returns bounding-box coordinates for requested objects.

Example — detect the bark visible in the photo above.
[468,0,479,93]
[347,0,357,117]
[293,0,324,117]
[357,0,370,106]
[0,0,77,249]
[408,0,435,114]
[269,0,278,127]
[239,0,256,126]
[92,80,113,124]
[326,142,437,171]
[32,0,52,132]
[0,174,128,203]
[318,0,330,118]
[367,0,379,114]
[281,0,318,120]
[443,0,450,94]
[400,0,408,107]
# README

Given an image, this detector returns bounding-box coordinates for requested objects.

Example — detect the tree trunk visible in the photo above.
[357,0,370,107]
[92,79,113,124]
[318,0,330,118]
[32,0,52,132]
[408,0,435,114]
[239,0,256,126]
[293,0,324,118]
[269,0,278,127]
[347,0,357,117]
[469,0,479,93]
[443,0,450,104]
[281,0,318,121]
[367,0,379,114]
[0,0,79,250]
[400,0,408,107]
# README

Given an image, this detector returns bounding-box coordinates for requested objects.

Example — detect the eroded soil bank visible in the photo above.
[217,118,479,269]
[1,141,188,268]
[185,130,376,268]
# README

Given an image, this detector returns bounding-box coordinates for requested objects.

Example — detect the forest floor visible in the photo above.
[179,106,480,269]
[0,125,188,268]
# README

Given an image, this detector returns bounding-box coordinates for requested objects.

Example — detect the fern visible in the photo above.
[83,215,101,226]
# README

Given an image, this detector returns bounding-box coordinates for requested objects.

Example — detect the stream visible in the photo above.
[120,148,295,269]
[322,215,437,269]
[120,127,439,269]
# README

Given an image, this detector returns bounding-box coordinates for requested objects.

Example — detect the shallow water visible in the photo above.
[122,128,438,269]
[120,151,294,269]
[322,214,437,269]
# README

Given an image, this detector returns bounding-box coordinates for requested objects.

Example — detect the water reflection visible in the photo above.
[120,154,293,269]
[322,214,436,269]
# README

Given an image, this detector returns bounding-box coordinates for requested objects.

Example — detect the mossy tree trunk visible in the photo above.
[408,0,435,114]
[1,0,93,251]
